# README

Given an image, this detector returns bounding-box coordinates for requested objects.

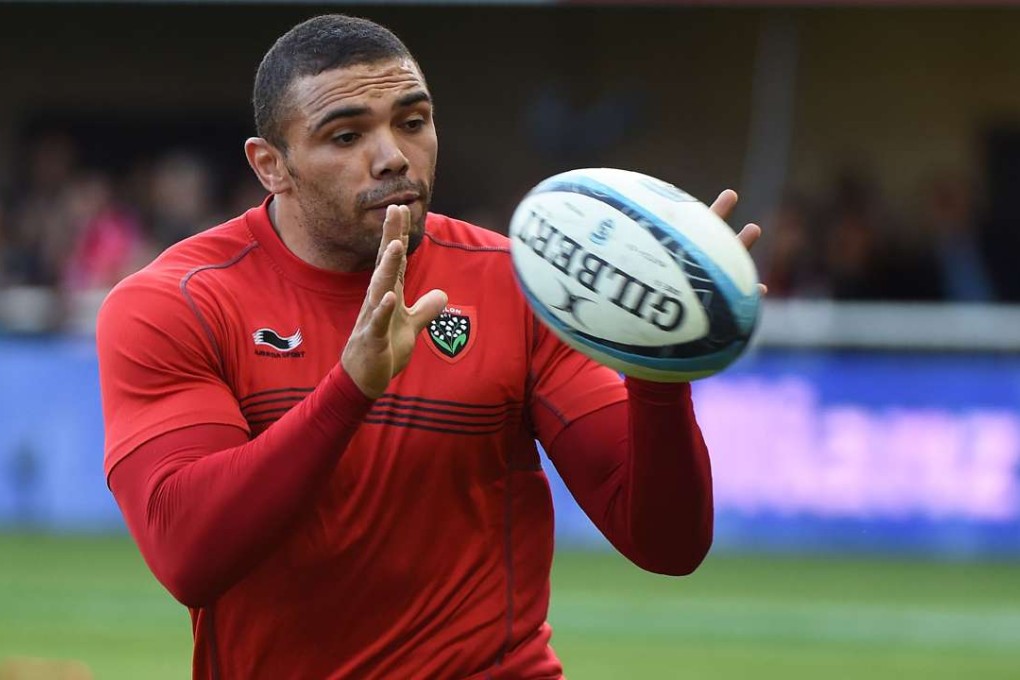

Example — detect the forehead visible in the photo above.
[289,58,428,120]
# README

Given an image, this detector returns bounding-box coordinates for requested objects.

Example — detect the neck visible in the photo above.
[268,197,373,273]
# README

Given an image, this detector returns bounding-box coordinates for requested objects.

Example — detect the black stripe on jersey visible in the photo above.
[246,407,518,435]
[369,400,521,420]
[246,414,290,429]
[362,416,507,436]
[239,387,314,404]
[368,407,513,429]
[243,391,522,431]
[240,395,307,413]
[244,405,298,420]
[375,394,522,411]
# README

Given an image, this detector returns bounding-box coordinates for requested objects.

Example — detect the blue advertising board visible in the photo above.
[2,338,1018,557]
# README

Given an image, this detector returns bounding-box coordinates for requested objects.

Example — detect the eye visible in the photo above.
[402,118,426,132]
[332,132,359,146]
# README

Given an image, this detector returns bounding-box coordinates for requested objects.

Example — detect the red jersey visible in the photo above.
[99,199,630,678]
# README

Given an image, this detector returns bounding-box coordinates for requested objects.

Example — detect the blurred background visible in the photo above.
[2,1,1020,679]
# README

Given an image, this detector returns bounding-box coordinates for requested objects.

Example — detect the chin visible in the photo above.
[408,202,427,228]
[408,227,426,255]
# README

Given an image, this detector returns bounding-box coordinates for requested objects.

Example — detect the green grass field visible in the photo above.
[2,534,1019,679]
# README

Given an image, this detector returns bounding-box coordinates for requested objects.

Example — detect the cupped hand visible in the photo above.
[341,205,448,398]
[709,189,768,296]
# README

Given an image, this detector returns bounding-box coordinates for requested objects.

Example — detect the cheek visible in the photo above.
[303,145,359,180]
[411,131,438,171]
[297,175,353,219]
[301,158,355,198]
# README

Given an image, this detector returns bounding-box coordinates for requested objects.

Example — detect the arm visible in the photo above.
[532,190,762,575]
[109,368,371,608]
[543,379,711,576]
[101,205,446,607]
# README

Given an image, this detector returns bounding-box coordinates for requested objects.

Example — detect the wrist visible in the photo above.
[625,376,691,406]
[339,349,386,400]
[323,364,380,418]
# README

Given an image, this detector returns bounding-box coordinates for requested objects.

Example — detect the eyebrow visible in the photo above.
[395,90,432,109]
[311,90,432,133]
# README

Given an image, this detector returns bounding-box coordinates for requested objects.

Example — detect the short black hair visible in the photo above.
[253,14,414,149]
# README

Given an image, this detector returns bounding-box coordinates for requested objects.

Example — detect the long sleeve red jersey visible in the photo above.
[98,199,712,679]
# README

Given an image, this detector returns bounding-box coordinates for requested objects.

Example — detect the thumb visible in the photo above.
[407,289,449,334]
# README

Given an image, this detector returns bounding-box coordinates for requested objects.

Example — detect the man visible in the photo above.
[98,14,762,679]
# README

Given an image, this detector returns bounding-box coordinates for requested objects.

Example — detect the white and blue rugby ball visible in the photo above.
[508,168,760,382]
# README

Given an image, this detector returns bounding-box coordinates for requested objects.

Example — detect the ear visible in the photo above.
[245,137,292,194]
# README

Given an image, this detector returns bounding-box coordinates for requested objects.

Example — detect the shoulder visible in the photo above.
[98,214,255,334]
[423,213,510,255]
[111,214,254,296]
[150,213,257,283]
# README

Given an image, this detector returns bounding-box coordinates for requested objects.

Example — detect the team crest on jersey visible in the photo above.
[252,328,305,358]
[426,306,476,363]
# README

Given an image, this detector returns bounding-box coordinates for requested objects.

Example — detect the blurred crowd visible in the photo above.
[762,170,1000,303]
[0,133,266,291]
[0,133,1007,333]
[0,133,264,332]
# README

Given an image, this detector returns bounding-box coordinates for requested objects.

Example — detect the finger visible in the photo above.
[367,240,404,307]
[399,204,411,250]
[396,205,411,286]
[376,205,406,267]
[709,189,739,221]
[758,282,769,296]
[407,289,449,333]
[368,291,398,337]
[737,223,762,251]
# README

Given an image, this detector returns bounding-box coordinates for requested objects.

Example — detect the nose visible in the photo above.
[371,130,410,179]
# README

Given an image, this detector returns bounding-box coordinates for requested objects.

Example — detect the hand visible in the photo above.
[341,205,448,398]
[709,189,768,296]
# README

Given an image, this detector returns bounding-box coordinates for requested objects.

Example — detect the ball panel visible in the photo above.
[537,168,759,300]
[530,173,757,336]
[515,272,751,382]
[509,192,710,346]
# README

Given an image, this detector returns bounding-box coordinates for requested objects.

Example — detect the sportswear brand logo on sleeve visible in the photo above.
[252,328,303,352]
[427,306,476,363]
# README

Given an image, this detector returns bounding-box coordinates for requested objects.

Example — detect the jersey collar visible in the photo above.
[245,195,431,298]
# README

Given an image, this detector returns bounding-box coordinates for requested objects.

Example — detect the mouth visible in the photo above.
[365,192,420,212]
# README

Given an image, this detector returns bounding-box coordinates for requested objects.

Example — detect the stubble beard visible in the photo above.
[294,176,432,272]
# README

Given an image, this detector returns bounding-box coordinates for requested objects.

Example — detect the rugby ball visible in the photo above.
[508,168,760,382]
